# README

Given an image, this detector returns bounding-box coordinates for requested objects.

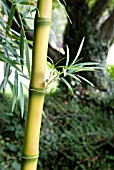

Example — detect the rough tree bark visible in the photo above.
[63,0,113,62]
[62,0,114,87]
[90,0,111,23]
[100,9,114,43]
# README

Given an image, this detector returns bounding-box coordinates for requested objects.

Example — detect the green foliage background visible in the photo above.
[1,88,114,169]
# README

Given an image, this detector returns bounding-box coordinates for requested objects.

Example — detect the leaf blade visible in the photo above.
[12,70,18,113]
[20,29,25,70]
[25,39,31,77]
[77,75,94,87]
[66,45,69,67]
[20,82,24,118]
[71,37,85,65]
[0,52,23,74]
[60,77,73,94]
[6,4,16,34]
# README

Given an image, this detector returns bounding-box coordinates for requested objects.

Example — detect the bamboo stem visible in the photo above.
[21,0,52,169]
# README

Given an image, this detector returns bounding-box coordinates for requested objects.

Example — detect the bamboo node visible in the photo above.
[35,17,51,25]
[21,153,39,160]
[29,87,46,94]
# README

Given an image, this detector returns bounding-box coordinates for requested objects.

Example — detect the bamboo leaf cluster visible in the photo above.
[46,38,102,94]
[0,0,33,116]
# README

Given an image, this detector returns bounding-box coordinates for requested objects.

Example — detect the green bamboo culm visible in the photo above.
[21,0,52,170]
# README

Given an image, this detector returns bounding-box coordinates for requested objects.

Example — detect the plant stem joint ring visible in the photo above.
[21,153,39,160]
[35,17,51,26]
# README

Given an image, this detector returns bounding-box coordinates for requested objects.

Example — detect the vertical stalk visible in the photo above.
[21,1,52,170]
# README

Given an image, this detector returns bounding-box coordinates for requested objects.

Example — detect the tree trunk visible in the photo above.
[90,0,111,23]
[100,9,114,43]
[63,0,109,87]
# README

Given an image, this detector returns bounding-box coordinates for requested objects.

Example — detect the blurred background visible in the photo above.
[0,0,114,169]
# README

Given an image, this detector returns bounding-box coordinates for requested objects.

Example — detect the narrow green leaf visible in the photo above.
[71,62,100,67]
[23,8,30,18]
[42,110,47,119]
[66,45,69,67]
[64,9,72,24]
[12,70,18,113]
[11,93,16,113]
[71,67,101,73]
[25,39,31,77]
[71,37,85,65]
[20,82,24,118]
[15,71,18,97]
[77,75,94,87]
[47,56,54,65]
[6,4,16,33]
[62,0,67,6]
[0,32,17,45]
[2,0,10,20]
[0,52,23,74]
[0,48,11,91]
[67,73,82,84]
[20,29,25,70]
[0,81,5,91]
[60,77,73,94]
[63,68,67,77]
[55,57,66,67]
[6,42,20,58]
[3,64,11,90]
[57,0,72,23]
[68,67,95,72]
[19,73,30,80]
[8,80,13,92]
[0,18,7,29]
